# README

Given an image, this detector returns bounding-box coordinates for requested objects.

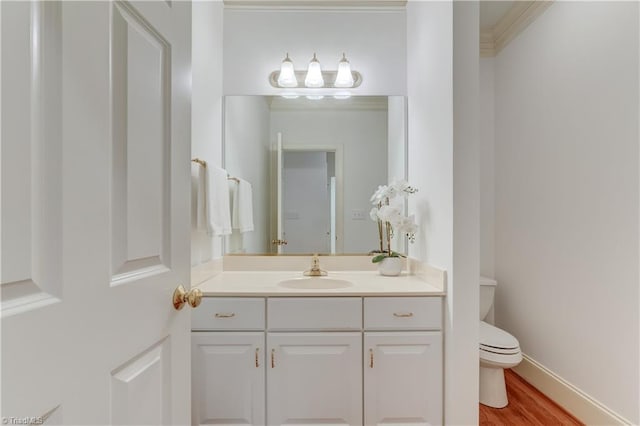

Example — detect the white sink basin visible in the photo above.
[278,277,353,290]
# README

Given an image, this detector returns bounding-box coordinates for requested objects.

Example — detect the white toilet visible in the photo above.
[479,276,522,408]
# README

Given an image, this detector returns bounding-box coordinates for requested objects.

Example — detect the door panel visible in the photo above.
[192,332,265,426]
[1,1,192,424]
[111,0,172,283]
[1,0,62,312]
[111,338,171,426]
[364,332,443,426]
[267,333,362,426]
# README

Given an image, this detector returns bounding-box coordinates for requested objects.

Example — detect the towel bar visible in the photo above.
[192,158,207,168]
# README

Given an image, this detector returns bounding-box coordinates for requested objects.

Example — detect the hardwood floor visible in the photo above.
[479,369,584,426]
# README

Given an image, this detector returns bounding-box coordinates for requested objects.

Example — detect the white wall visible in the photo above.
[191,1,224,266]
[222,8,406,95]
[407,2,479,424]
[224,96,271,253]
[492,2,639,422]
[479,58,495,279]
[451,2,480,423]
[271,106,387,253]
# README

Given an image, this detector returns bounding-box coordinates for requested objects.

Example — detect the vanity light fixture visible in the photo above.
[269,52,362,95]
[277,53,298,88]
[304,53,324,88]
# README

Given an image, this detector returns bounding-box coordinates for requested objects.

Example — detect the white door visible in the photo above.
[267,332,362,426]
[281,151,331,254]
[364,332,443,426]
[1,1,193,424]
[191,332,265,426]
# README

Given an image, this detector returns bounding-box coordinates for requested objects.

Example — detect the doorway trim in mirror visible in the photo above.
[273,144,344,255]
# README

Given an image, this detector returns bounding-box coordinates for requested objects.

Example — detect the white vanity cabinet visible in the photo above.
[192,295,443,426]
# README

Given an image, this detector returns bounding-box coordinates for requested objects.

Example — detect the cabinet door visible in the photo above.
[364,332,443,426]
[192,332,265,426]
[267,332,362,426]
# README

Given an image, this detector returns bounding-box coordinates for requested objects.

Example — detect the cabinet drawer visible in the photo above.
[192,298,265,330]
[268,298,362,331]
[364,297,441,330]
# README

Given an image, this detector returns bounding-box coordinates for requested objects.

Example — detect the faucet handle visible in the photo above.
[304,254,327,276]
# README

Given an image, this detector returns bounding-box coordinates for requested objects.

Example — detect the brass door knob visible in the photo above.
[173,285,203,310]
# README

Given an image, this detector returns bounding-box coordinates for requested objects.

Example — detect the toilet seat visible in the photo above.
[480,321,519,352]
[479,321,522,367]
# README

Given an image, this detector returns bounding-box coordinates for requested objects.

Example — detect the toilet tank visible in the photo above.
[479,276,497,320]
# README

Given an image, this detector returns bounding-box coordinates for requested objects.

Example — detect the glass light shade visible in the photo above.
[277,53,298,88]
[304,53,324,88]
[334,53,354,88]
[306,95,324,100]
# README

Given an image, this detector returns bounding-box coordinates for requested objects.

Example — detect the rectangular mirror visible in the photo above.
[223,95,407,255]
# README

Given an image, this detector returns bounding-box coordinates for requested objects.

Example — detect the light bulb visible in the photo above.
[304,53,324,88]
[277,53,297,88]
[334,53,354,88]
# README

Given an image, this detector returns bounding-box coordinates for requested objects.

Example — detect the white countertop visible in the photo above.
[196,271,445,297]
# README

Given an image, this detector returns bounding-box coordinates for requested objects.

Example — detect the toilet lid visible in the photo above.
[480,321,519,351]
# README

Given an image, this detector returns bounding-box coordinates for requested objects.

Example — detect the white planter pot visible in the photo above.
[377,257,402,276]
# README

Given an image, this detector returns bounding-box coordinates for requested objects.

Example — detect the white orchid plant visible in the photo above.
[369,179,418,263]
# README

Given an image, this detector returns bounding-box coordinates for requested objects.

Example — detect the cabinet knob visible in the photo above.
[255,348,260,368]
[369,349,374,368]
[172,285,202,310]
[214,312,236,318]
[393,312,413,318]
[271,349,276,368]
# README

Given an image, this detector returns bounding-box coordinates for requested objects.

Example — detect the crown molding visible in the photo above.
[224,0,407,10]
[481,0,554,58]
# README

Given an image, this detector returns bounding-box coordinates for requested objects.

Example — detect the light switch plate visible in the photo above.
[351,210,366,220]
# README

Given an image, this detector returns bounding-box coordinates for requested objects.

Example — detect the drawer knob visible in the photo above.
[393,312,414,318]
[215,312,236,318]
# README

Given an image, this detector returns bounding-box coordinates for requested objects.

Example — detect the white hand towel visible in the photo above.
[208,166,232,236]
[231,178,254,233]
[195,164,208,231]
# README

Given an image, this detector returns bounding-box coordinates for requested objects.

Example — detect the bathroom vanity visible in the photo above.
[191,270,445,426]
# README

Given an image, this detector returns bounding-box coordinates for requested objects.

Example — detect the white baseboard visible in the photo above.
[513,354,632,425]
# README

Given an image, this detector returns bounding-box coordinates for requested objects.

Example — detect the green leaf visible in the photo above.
[390,251,407,258]
[371,254,387,263]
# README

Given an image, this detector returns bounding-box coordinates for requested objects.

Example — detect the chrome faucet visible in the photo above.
[304,254,327,277]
